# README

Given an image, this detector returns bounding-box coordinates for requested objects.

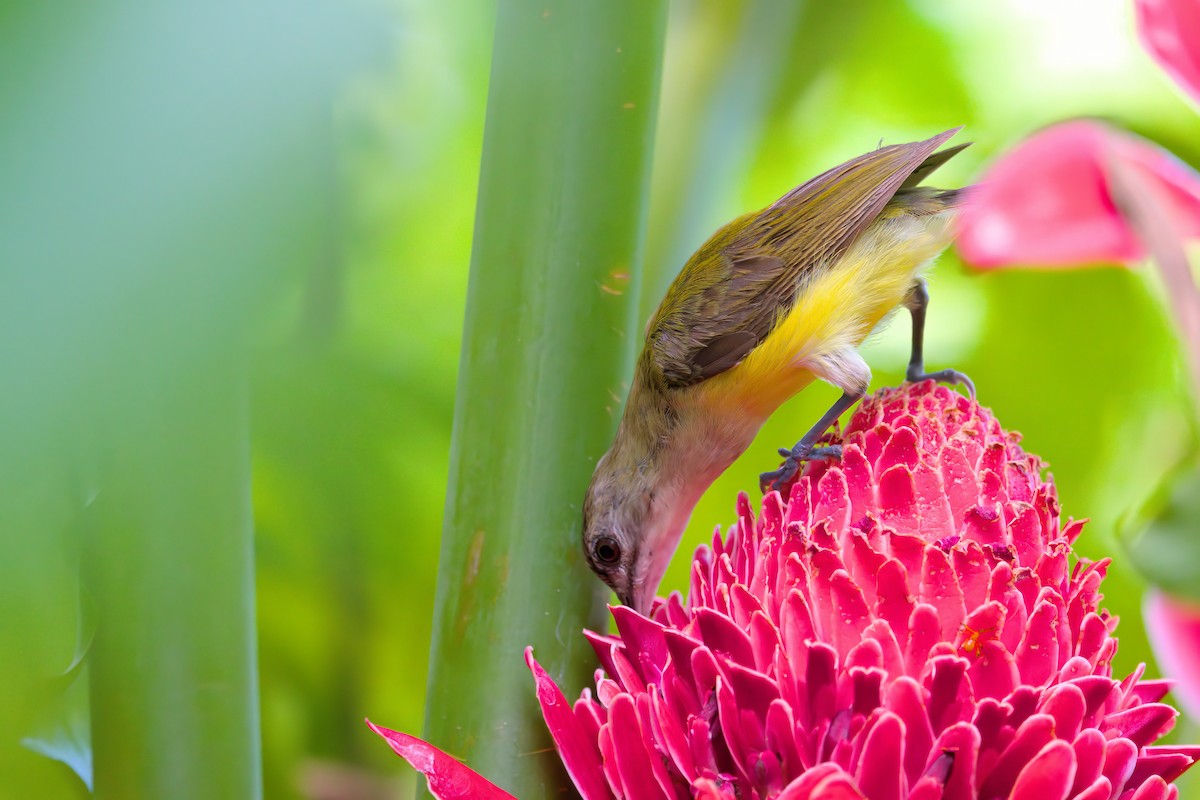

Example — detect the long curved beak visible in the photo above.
[617,588,636,611]
[627,581,659,618]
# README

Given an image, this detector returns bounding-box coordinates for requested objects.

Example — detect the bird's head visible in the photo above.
[581,450,654,613]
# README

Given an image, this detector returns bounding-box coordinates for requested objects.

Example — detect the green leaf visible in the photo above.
[1127,459,1200,601]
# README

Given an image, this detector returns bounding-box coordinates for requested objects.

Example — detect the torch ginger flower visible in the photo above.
[371,381,1198,798]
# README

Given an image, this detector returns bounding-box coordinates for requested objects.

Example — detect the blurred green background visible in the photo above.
[2,0,1198,797]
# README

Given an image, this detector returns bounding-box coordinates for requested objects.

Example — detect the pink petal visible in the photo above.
[906,776,944,800]
[928,722,981,800]
[1136,0,1200,106]
[524,650,612,800]
[886,676,935,786]
[808,772,865,800]
[854,712,904,800]
[978,714,1056,799]
[878,464,918,529]
[691,778,735,799]
[1128,751,1197,786]
[776,763,860,800]
[840,444,875,522]
[957,121,1139,267]
[927,655,973,733]
[951,541,991,611]
[806,642,839,731]
[1145,590,1200,719]
[956,120,1200,269]
[610,606,670,685]
[1008,739,1077,800]
[1129,775,1174,800]
[1131,680,1174,704]
[1072,728,1108,795]
[1104,704,1178,748]
[1009,505,1044,569]
[1103,737,1139,797]
[969,639,1019,700]
[766,699,804,779]
[607,694,670,800]
[715,677,761,788]
[919,545,967,642]
[1039,683,1087,742]
[695,606,756,668]
[813,465,852,534]
[365,720,517,800]
[583,630,622,680]
[1015,598,1060,687]
[830,569,872,660]
[905,603,941,677]
[1074,777,1113,800]
[874,559,915,643]
[647,687,695,780]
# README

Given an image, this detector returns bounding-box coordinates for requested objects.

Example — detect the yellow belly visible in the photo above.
[697,214,953,419]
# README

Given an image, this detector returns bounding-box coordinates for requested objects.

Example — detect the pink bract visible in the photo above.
[1136,0,1200,108]
[1145,590,1200,722]
[371,382,1198,799]
[366,720,516,799]
[955,120,1200,269]
[530,382,1196,799]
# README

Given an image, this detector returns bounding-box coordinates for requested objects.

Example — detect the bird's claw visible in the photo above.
[759,444,844,494]
[758,463,798,494]
[907,368,975,400]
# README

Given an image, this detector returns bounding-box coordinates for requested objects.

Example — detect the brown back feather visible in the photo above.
[648,128,965,388]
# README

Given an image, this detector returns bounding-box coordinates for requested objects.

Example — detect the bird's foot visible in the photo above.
[906,367,975,399]
[759,443,843,494]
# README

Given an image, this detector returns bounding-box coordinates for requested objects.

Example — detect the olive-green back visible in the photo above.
[648,128,967,389]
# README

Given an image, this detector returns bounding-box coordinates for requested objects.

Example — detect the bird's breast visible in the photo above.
[695,212,955,419]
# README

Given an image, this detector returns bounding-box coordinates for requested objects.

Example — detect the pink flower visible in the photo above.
[1136,0,1200,108]
[1145,590,1200,722]
[955,120,1200,269]
[372,382,1198,798]
[954,120,1200,394]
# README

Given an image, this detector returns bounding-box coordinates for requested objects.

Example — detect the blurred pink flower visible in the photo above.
[955,120,1200,269]
[954,120,1200,395]
[372,382,1198,798]
[1136,0,1200,107]
[1145,590,1200,721]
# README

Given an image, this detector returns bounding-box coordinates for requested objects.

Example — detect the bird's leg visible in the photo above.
[759,390,860,493]
[904,278,975,397]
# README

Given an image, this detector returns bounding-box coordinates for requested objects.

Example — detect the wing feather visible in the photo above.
[649,128,965,388]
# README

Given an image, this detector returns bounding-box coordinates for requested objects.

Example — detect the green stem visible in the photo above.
[421,1,666,795]
[87,362,261,800]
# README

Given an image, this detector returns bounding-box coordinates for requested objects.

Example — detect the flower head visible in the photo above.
[1136,0,1200,109]
[373,382,1198,798]
[1145,590,1200,722]
[529,382,1196,799]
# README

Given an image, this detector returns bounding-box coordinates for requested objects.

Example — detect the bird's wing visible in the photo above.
[649,128,964,388]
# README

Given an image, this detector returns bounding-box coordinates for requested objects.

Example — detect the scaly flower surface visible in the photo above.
[373,381,1198,799]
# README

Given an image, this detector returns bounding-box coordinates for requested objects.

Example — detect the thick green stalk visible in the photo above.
[422,1,666,795]
[87,361,261,800]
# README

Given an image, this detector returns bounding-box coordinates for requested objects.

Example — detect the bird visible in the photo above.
[582,128,973,615]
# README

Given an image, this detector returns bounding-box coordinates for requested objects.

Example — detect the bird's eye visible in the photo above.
[593,536,621,566]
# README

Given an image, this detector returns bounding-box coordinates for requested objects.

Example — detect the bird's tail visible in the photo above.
[901,142,971,190]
